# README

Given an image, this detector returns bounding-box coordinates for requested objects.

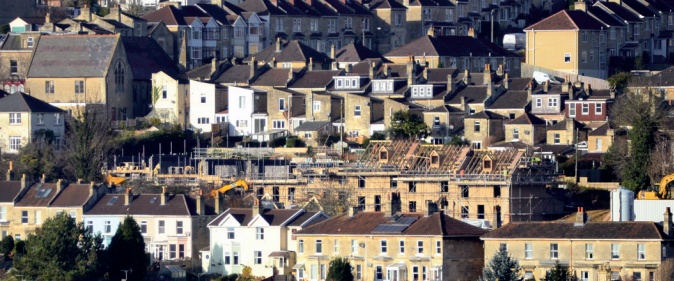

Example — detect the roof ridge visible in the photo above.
[563,10,580,30]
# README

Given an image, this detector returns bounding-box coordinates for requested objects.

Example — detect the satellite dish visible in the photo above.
[449,125,454,130]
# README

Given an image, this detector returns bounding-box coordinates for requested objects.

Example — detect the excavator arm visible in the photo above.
[659,174,674,199]
[211,179,250,197]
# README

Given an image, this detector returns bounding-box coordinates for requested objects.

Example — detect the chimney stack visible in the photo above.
[308,57,314,71]
[348,206,359,217]
[504,73,509,90]
[56,179,63,194]
[423,67,429,81]
[21,174,27,189]
[447,74,454,94]
[369,61,375,79]
[196,189,205,215]
[544,80,549,93]
[427,26,436,38]
[41,174,46,184]
[574,0,587,12]
[211,58,218,76]
[125,187,133,206]
[250,56,258,78]
[406,56,415,86]
[6,161,13,181]
[331,61,338,70]
[574,207,587,226]
[586,83,591,94]
[425,201,438,217]
[461,96,467,111]
[252,198,264,217]
[214,191,222,214]
[483,64,491,84]
[81,4,92,22]
[567,80,574,100]
[276,37,282,52]
[77,178,82,184]
[160,186,168,206]
[385,65,392,78]
[272,57,278,68]
[527,81,533,101]
[467,27,476,38]
[346,64,353,73]
[330,44,336,60]
[463,70,471,85]
[665,207,673,236]
[496,64,504,77]
[89,182,96,198]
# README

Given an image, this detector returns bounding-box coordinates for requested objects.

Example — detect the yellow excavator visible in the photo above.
[211,179,250,197]
[638,173,674,200]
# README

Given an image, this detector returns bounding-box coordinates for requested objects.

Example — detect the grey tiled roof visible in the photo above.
[385,35,517,58]
[243,40,331,64]
[0,93,64,113]
[27,35,118,78]
[295,121,331,131]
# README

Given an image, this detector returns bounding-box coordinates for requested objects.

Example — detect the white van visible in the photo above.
[533,71,561,84]
[503,33,525,51]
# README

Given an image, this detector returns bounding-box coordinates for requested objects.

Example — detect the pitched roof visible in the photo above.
[27,35,118,78]
[481,221,665,240]
[507,112,547,125]
[630,66,674,87]
[207,208,307,227]
[250,68,293,86]
[426,105,463,113]
[215,65,255,84]
[15,182,60,207]
[0,181,23,203]
[0,34,35,51]
[589,122,611,136]
[243,40,331,64]
[335,43,385,63]
[0,93,64,113]
[548,118,585,130]
[466,110,506,120]
[368,0,408,9]
[50,183,93,207]
[524,10,605,31]
[385,35,517,58]
[295,121,332,131]
[85,193,190,216]
[487,91,531,109]
[143,5,187,25]
[446,87,488,104]
[121,37,180,81]
[237,0,288,16]
[587,6,626,27]
[288,211,327,226]
[426,68,458,84]
[622,0,657,17]
[297,211,487,236]
[196,3,236,25]
[599,2,643,22]
[289,70,342,88]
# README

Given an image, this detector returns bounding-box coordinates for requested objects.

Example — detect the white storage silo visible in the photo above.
[611,187,634,221]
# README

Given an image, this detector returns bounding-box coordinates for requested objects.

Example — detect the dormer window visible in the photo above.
[335,77,360,90]
[430,151,440,168]
[379,147,389,163]
[411,86,433,98]
[373,80,393,93]
[483,155,493,172]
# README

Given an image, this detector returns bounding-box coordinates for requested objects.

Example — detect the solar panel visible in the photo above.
[372,224,408,233]
[36,188,53,198]
[41,188,52,198]
[107,196,119,205]
[396,217,418,226]
[150,197,158,204]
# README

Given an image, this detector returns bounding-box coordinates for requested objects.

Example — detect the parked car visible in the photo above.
[503,33,525,51]
[533,71,561,85]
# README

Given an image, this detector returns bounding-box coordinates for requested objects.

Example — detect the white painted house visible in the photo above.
[227,85,268,137]
[150,71,189,128]
[83,188,193,261]
[189,80,227,133]
[203,204,327,277]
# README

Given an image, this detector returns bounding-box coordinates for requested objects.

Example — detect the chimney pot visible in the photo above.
[161,186,168,205]
[125,187,133,206]
[41,174,46,184]
[348,206,359,217]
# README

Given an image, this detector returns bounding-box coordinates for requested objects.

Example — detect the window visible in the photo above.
[461,206,468,218]
[499,243,508,252]
[553,133,561,144]
[356,265,362,280]
[328,19,336,33]
[114,61,125,92]
[27,37,34,48]
[395,13,402,26]
[233,251,239,264]
[634,272,642,281]
[582,103,589,114]
[227,227,234,239]
[409,201,416,212]
[299,240,304,253]
[9,137,21,152]
[334,239,339,254]
[238,96,246,108]
[433,116,440,127]
[513,129,519,140]
[159,220,165,234]
[69,210,76,218]
[564,53,571,63]
[569,104,576,117]
[590,50,595,62]
[10,60,17,74]
[354,105,361,117]
[176,221,183,235]
[581,51,587,63]
[0,207,5,221]
[611,244,620,259]
[21,211,28,224]
[54,113,60,125]
[445,9,453,21]
[75,80,84,94]
[525,243,533,259]
[417,241,424,254]
[413,266,420,281]
[104,220,111,233]
[581,271,590,281]
[582,31,588,42]
[435,241,441,255]
[320,264,326,280]
[638,244,645,260]
[141,221,147,234]
[279,98,286,111]
[86,220,92,232]
[381,240,387,254]
[293,18,302,32]
[441,181,449,192]
[362,18,370,31]
[548,98,558,107]
[344,17,353,29]
[9,113,21,124]
[595,103,602,114]
[254,251,262,264]
[550,243,559,259]
[351,240,357,254]
[316,240,323,254]
[474,121,480,132]
[596,138,603,151]
[585,243,594,259]
[536,98,542,107]
[399,240,405,254]
[313,101,321,112]
[272,120,286,129]
[256,227,264,239]
[477,205,485,219]
[169,244,176,259]
[45,80,54,94]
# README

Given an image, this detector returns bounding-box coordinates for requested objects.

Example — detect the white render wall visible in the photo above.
[227,86,255,136]
[189,80,218,133]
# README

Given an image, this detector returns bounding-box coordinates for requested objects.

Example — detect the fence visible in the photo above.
[521,63,611,90]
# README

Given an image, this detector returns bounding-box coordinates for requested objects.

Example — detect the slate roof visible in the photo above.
[524,10,605,31]
[0,93,64,113]
[289,70,342,88]
[368,0,408,9]
[630,66,674,87]
[487,91,530,109]
[599,2,643,22]
[335,43,385,63]
[243,40,331,64]
[539,144,575,154]
[50,183,93,207]
[0,34,35,51]
[587,6,626,27]
[409,0,455,7]
[251,68,293,86]
[187,61,226,80]
[481,221,666,240]
[0,181,23,203]
[466,110,506,119]
[622,0,657,17]
[287,211,327,227]
[86,193,190,216]
[446,87,488,104]
[207,208,306,227]
[507,112,547,125]
[27,35,118,78]
[548,118,585,130]
[122,37,179,81]
[16,182,60,207]
[215,65,255,84]
[295,121,332,131]
[589,122,611,136]
[297,211,487,236]
[237,0,287,16]
[426,68,458,84]
[426,105,463,113]
[143,5,187,25]
[385,35,517,58]
[197,3,236,25]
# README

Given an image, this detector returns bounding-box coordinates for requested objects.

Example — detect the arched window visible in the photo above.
[17,84,24,93]
[114,61,125,92]
[10,85,16,94]
[4,84,10,93]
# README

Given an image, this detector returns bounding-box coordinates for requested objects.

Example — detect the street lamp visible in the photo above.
[121,268,133,281]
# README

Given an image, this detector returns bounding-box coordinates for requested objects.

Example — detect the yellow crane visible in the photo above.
[210,179,250,197]
[638,173,674,199]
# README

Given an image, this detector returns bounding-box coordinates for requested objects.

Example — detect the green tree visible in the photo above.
[106,216,147,281]
[479,248,520,281]
[60,109,113,182]
[12,212,104,281]
[544,261,570,281]
[607,72,631,93]
[389,110,429,139]
[0,235,13,257]
[327,256,354,281]
[17,136,59,182]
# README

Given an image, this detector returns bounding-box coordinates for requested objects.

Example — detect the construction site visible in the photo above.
[107,140,566,228]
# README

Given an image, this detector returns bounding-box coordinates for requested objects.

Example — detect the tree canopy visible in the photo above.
[60,109,113,182]
[479,248,520,281]
[545,261,570,281]
[327,256,354,281]
[389,110,429,139]
[12,212,104,281]
[106,216,148,281]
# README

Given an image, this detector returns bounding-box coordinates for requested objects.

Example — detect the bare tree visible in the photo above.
[60,109,113,182]
[124,0,145,17]
[656,258,674,281]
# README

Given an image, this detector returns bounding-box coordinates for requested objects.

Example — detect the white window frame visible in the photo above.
[536,98,542,107]
[354,105,362,117]
[638,244,645,260]
[417,240,424,255]
[316,240,323,254]
[582,103,589,115]
[569,104,576,117]
[564,53,571,63]
[611,244,620,260]
[525,243,533,259]
[381,240,387,254]
[585,243,594,259]
[299,239,304,253]
[550,243,559,259]
[548,98,558,107]
[256,227,264,240]
[9,137,21,152]
[399,240,405,255]
[313,101,321,112]
[595,102,602,114]
[9,113,21,124]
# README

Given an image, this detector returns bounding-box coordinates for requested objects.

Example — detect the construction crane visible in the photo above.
[210,179,250,197]
[638,173,674,200]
